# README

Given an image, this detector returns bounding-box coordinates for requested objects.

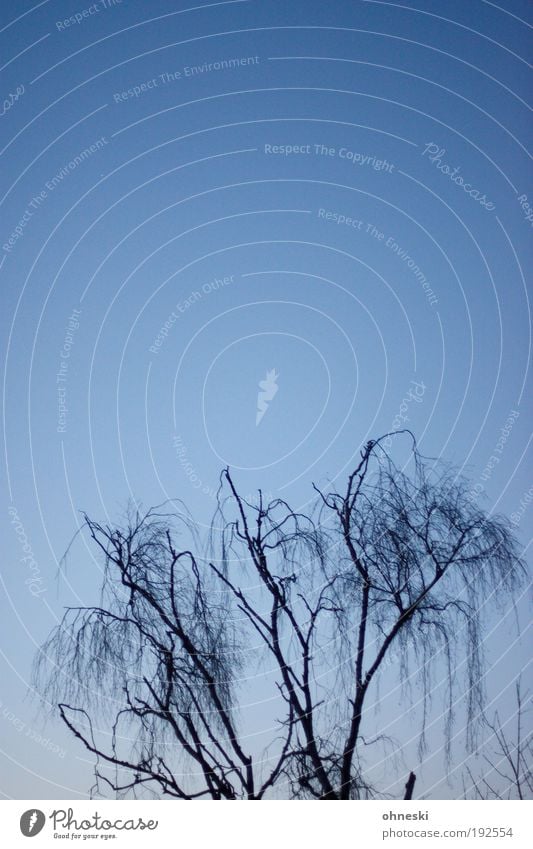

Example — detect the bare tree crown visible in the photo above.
[35,434,527,799]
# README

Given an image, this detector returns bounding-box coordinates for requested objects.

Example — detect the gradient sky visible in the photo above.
[1,0,531,799]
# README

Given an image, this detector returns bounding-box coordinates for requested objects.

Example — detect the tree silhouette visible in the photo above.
[36,433,526,799]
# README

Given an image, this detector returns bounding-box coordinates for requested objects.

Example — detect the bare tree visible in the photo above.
[35,433,526,799]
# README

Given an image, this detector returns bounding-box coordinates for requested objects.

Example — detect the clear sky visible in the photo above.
[1,0,531,799]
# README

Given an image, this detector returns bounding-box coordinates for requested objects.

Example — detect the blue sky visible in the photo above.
[1,0,531,799]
